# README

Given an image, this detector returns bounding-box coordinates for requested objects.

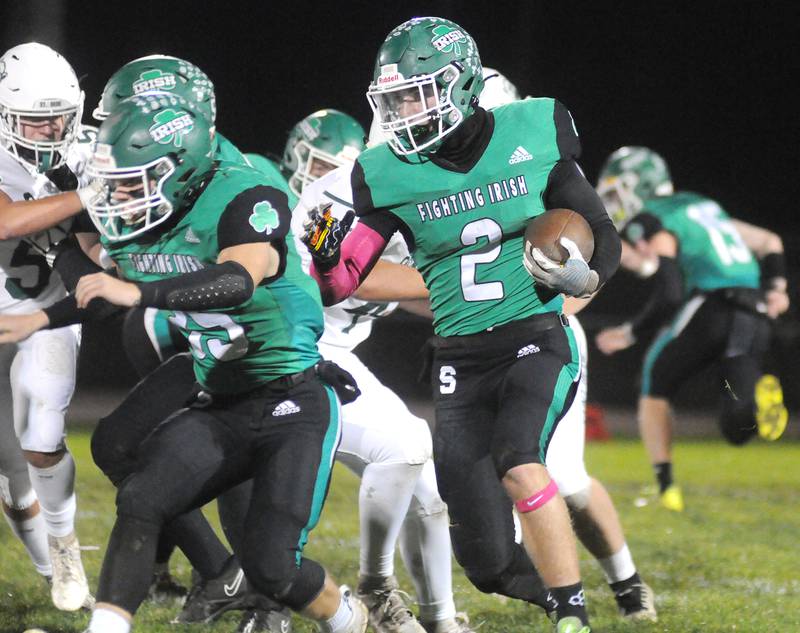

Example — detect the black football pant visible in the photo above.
[90,352,230,580]
[429,313,578,609]
[642,292,772,445]
[96,372,341,614]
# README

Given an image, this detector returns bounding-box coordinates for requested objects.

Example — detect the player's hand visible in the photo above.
[523,237,599,297]
[0,311,49,344]
[300,203,355,267]
[765,288,790,319]
[595,323,635,355]
[75,272,141,308]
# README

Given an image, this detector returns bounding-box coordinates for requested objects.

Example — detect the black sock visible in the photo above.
[549,582,588,625]
[653,462,673,493]
[610,571,641,594]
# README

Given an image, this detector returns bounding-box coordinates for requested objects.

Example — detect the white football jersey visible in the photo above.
[0,124,96,314]
[292,163,412,351]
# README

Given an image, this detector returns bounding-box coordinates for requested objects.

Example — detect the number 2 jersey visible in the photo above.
[103,161,324,394]
[0,125,96,314]
[624,191,760,295]
[351,99,619,337]
[292,163,409,351]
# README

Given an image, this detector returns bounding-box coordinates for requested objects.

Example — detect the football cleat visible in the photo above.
[340,585,369,633]
[356,575,425,632]
[615,582,657,621]
[236,607,293,633]
[48,532,92,611]
[555,616,590,633]
[148,568,188,604]
[755,374,788,441]
[660,484,684,512]
[422,612,476,633]
[172,556,249,624]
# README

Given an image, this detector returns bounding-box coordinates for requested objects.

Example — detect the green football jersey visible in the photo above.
[103,162,324,394]
[641,192,760,294]
[215,133,250,166]
[355,99,578,336]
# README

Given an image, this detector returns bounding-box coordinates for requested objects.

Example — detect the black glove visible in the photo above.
[45,163,79,191]
[316,360,361,404]
[300,203,355,268]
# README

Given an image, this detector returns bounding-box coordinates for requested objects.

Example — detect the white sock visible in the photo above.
[89,607,131,633]
[598,543,637,584]
[358,461,423,578]
[399,460,457,623]
[28,451,76,538]
[3,505,52,576]
[320,591,354,633]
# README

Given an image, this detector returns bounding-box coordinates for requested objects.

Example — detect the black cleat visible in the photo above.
[236,608,293,633]
[148,569,188,604]
[614,582,657,621]
[172,557,249,624]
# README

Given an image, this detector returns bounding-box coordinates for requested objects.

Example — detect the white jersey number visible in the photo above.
[686,202,752,266]
[169,311,249,362]
[460,218,505,302]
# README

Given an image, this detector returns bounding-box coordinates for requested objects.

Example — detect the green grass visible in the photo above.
[2,433,799,632]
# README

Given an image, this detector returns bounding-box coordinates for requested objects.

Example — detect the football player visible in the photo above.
[595,146,790,511]
[0,41,101,612]
[288,109,473,633]
[0,93,369,633]
[302,17,623,633]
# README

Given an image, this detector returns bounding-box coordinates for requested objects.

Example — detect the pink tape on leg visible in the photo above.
[515,480,559,513]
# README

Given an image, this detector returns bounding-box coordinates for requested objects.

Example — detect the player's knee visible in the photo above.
[719,407,756,446]
[91,415,136,486]
[115,476,168,525]
[563,484,592,512]
[370,415,432,465]
[240,540,325,610]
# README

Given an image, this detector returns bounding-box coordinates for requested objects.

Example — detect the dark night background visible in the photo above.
[2,1,798,417]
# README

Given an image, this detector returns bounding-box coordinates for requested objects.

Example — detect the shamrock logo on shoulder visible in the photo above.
[249,200,280,235]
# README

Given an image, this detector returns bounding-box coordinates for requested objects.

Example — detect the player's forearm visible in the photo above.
[354,260,429,302]
[0,192,83,240]
[629,256,683,339]
[136,261,254,310]
[310,223,388,306]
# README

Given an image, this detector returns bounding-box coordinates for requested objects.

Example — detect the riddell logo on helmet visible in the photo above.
[377,64,404,85]
[36,98,67,108]
[133,70,177,94]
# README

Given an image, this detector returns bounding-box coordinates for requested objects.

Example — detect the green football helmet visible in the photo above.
[366,16,484,155]
[93,55,216,128]
[596,146,674,229]
[281,109,365,196]
[85,93,213,242]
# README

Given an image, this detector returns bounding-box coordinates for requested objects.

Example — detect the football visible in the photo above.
[524,208,594,263]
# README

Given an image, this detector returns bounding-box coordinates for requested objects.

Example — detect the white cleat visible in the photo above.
[356,576,424,633]
[340,585,369,633]
[48,532,92,611]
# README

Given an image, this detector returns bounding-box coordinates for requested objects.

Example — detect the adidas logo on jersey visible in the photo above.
[508,146,533,164]
[272,400,301,416]
[185,227,201,243]
[517,344,540,358]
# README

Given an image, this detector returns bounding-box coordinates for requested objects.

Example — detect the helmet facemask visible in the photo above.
[597,172,646,230]
[0,99,83,172]
[367,62,465,155]
[86,146,177,242]
[287,139,360,197]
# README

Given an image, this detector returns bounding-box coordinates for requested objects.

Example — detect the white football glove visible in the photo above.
[523,237,599,297]
[77,179,105,210]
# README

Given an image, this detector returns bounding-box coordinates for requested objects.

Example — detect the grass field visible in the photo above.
[1,432,798,633]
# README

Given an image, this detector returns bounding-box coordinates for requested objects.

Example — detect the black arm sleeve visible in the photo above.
[351,160,416,251]
[217,185,292,250]
[52,236,102,291]
[630,256,684,339]
[544,159,621,285]
[136,260,254,311]
[43,291,121,328]
[622,212,664,244]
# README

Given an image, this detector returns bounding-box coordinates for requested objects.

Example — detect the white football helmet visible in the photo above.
[479,67,521,109]
[0,43,84,173]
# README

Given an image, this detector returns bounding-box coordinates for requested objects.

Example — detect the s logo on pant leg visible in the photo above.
[439,366,456,394]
